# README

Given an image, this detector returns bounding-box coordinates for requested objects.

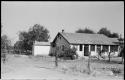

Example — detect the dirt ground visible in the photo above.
[1,54,124,80]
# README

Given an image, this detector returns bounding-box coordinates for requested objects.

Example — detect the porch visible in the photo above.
[70,44,119,57]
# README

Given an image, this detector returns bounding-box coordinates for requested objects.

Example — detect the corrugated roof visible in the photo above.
[59,32,118,45]
[34,41,50,46]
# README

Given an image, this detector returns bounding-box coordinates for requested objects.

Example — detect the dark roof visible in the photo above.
[34,41,50,46]
[58,32,118,45]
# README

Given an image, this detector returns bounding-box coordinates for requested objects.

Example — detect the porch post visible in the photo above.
[95,45,97,53]
[89,45,91,52]
[108,45,111,62]
[77,45,79,51]
[101,45,103,51]
[108,45,110,52]
[82,45,84,56]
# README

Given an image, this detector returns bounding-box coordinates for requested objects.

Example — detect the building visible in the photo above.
[52,32,120,57]
[32,41,51,56]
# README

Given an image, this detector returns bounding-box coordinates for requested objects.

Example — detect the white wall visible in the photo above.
[77,51,84,57]
[34,45,50,56]
[71,44,84,57]
[90,51,98,56]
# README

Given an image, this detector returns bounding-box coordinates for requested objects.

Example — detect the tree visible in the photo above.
[118,37,124,63]
[1,25,11,52]
[28,24,50,42]
[14,24,50,55]
[1,35,11,52]
[110,32,119,38]
[14,40,26,54]
[1,26,11,63]
[76,28,95,34]
[97,27,111,37]
[97,27,120,38]
[121,48,124,64]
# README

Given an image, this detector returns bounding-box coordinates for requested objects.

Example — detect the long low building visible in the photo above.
[52,32,120,57]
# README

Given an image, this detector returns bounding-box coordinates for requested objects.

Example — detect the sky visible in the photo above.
[1,1,124,45]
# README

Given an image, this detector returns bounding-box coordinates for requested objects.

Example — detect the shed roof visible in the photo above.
[34,41,50,46]
[58,32,118,45]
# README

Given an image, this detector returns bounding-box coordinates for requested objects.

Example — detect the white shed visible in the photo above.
[33,41,51,56]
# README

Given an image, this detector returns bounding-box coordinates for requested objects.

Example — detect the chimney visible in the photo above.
[62,29,64,33]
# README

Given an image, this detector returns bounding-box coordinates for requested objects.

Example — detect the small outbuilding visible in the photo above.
[32,41,50,56]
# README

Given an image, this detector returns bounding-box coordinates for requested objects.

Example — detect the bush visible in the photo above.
[25,50,32,55]
[58,47,78,60]
[110,67,121,75]
[49,52,56,56]
[1,53,7,63]
[49,46,78,60]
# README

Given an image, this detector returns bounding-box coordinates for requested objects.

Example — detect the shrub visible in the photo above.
[49,52,56,56]
[110,67,121,75]
[49,46,78,60]
[58,47,78,60]
[1,53,7,63]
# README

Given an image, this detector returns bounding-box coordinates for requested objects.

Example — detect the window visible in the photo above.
[80,44,82,51]
[114,45,118,51]
[62,45,64,51]
[60,46,61,50]
[110,45,114,52]
[91,45,95,51]
[103,45,109,52]
[110,45,118,52]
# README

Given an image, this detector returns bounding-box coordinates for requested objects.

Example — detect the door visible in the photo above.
[84,45,89,56]
[97,45,101,53]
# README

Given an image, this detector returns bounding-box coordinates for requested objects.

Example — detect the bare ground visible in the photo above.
[1,54,124,80]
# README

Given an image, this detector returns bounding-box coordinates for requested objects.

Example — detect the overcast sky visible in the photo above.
[1,1,124,45]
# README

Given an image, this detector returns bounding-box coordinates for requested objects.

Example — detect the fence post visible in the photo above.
[87,51,91,74]
[98,50,100,60]
[55,47,58,67]
[108,52,111,62]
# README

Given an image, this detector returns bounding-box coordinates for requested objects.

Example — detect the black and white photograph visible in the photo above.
[1,1,124,80]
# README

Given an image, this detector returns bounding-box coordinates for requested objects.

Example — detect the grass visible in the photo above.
[2,53,124,78]
[30,54,124,76]
[56,56,124,76]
